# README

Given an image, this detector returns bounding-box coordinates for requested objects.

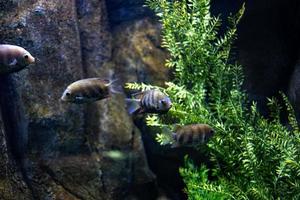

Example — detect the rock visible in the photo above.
[6,0,300,199]
[76,1,156,198]
[0,0,157,199]
[0,107,32,200]
[111,18,169,86]
[106,0,154,26]
[76,0,112,75]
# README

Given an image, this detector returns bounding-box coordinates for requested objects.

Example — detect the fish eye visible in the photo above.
[24,55,29,59]
[66,92,71,96]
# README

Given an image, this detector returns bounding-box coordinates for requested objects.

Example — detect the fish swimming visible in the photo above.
[126,89,172,114]
[0,44,35,75]
[170,124,214,148]
[61,78,121,104]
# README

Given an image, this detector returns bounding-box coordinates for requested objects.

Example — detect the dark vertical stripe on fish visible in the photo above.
[149,90,156,109]
[191,125,196,135]
[152,90,159,110]
[184,133,190,144]
[144,91,151,109]
[187,133,193,144]
[141,92,148,108]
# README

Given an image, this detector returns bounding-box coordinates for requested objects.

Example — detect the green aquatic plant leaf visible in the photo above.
[133,0,300,199]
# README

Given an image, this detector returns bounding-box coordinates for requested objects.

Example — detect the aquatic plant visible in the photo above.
[126,0,300,199]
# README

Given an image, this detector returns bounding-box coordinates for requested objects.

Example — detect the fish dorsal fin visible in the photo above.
[83,78,122,94]
[173,124,183,132]
[105,78,123,94]
[131,91,145,100]
[97,77,110,83]
[83,77,106,82]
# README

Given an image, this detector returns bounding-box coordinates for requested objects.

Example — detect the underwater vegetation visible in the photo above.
[126,0,300,199]
[1,0,300,199]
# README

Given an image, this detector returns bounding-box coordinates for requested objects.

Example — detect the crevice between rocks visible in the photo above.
[74,0,88,77]
[0,75,36,199]
[75,0,113,195]
[40,164,85,200]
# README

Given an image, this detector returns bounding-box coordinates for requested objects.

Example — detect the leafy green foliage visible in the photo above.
[127,0,300,199]
[180,158,233,200]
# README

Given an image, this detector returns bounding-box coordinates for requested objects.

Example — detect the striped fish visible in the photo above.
[171,124,214,148]
[126,89,172,114]
[0,44,35,75]
[60,78,120,104]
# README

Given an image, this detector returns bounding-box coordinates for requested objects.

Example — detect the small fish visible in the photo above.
[170,124,214,148]
[0,44,35,75]
[103,150,127,161]
[126,89,172,114]
[61,78,121,104]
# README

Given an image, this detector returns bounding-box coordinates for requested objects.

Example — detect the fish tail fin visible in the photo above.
[108,78,124,94]
[102,70,123,94]
[162,126,178,148]
[125,98,141,114]
[162,125,173,136]
[103,77,123,94]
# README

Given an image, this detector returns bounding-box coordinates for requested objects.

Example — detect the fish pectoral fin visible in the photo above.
[8,59,17,66]
[125,98,141,114]
[75,96,84,100]
[162,126,174,137]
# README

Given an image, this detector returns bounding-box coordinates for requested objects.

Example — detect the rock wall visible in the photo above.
[0,0,164,199]
[0,105,33,200]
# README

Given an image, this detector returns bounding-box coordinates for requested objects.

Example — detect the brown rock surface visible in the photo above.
[0,107,33,200]
[112,18,169,86]
[0,0,162,199]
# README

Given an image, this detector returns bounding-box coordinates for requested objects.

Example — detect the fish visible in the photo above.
[126,89,172,114]
[103,150,127,161]
[0,44,35,75]
[60,78,121,104]
[170,124,214,148]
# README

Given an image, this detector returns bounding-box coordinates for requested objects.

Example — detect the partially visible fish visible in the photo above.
[61,78,121,104]
[170,124,214,148]
[103,150,127,161]
[126,89,172,114]
[0,44,35,75]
